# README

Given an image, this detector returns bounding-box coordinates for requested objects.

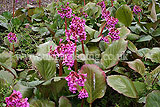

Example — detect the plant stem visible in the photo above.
[65,18,68,36]
[27,0,29,4]
[98,22,107,37]
[81,41,85,54]
[84,0,85,6]
[74,42,78,72]
[138,13,140,23]
[13,43,15,54]
[81,99,84,107]
[13,0,15,19]
[59,60,63,76]
[39,0,41,8]
[111,0,113,7]
[89,103,92,107]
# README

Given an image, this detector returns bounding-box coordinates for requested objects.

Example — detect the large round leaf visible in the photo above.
[107,75,138,98]
[145,90,160,107]
[127,59,145,76]
[116,5,133,27]
[59,96,72,107]
[101,39,128,69]
[30,54,56,80]
[79,64,106,103]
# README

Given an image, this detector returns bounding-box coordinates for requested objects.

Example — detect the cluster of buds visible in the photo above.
[57,2,72,19]
[65,71,88,99]
[97,1,120,42]
[49,40,76,70]
[133,5,142,14]
[5,90,29,107]
[7,32,17,43]
[66,16,86,42]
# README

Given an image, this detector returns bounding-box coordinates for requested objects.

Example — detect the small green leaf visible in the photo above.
[145,48,160,63]
[30,99,55,107]
[116,5,133,27]
[127,33,140,41]
[107,75,138,98]
[136,35,152,42]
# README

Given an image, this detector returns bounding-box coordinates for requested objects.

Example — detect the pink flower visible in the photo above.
[133,5,142,14]
[57,3,72,19]
[7,32,17,43]
[5,90,29,107]
[78,88,88,99]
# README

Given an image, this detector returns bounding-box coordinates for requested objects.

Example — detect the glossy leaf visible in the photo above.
[118,26,130,39]
[127,59,145,76]
[107,75,138,98]
[116,5,133,27]
[101,39,128,69]
[145,90,160,107]
[79,64,106,103]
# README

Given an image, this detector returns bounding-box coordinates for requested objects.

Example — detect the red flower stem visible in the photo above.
[27,0,29,4]
[74,42,78,72]
[13,43,15,54]
[98,22,107,37]
[81,40,85,54]
[111,0,113,7]
[84,0,85,6]
[81,99,84,107]
[13,0,15,19]
[65,18,68,36]
[39,0,41,8]
[59,60,63,76]
[138,13,140,23]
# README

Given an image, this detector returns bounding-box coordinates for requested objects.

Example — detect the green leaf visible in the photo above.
[128,41,138,53]
[0,70,14,84]
[107,75,138,98]
[2,11,12,20]
[145,48,160,63]
[151,65,160,80]
[30,54,56,80]
[79,64,106,103]
[145,90,160,107]
[137,48,150,57]
[136,35,152,42]
[85,25,96,39]
[37,41,57,54]
[101,39,128,69]
[59,96,72,107]
[152,28,160,37]
[14,82,34,98]
[148,0,157,22]
[127,33,140,41]
[118,26,130,39]
[127,59,145,76]
[30,99,55,107]
[116,5,133,27]
[133,81,146,95]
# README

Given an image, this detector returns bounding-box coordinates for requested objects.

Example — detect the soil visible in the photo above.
[0,0,53,14]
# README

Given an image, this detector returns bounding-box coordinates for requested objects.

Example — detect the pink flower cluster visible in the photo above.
[49,40,76,70]
[57,2,72,19]
[66,16,86,42]
[97,1,120,42]
[133,5,142,14]
[5,90,29,107]
[7,32,17,43]
[65,71,88,99]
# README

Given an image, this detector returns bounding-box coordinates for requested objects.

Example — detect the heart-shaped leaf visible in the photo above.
[116,5,133,27]
[107,75,138,98]
[127,59,145,76]
[101,39,128,69]
[79,64,106,103]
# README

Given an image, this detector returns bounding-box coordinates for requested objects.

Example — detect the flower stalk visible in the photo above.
[81,41,85,54]
[59,60,63,76]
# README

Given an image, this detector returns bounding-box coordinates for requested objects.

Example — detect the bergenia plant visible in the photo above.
[97,1,120,43]
[133,5,142,22]
[65,71,88,99]
[5,90,29,107]
[7,32,17,54]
